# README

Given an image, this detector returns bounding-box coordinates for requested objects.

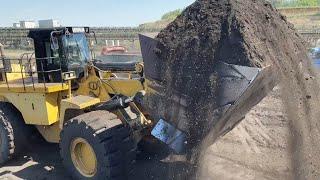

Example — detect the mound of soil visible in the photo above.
[144,0,320,178]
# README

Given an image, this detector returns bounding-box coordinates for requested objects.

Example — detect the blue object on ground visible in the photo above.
[151,119,187,154]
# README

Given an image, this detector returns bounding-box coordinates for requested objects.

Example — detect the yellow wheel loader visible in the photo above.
[0,27,276,179]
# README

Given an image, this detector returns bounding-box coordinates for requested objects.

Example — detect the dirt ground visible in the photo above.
[0,87,293,180]
[199,87,292,180]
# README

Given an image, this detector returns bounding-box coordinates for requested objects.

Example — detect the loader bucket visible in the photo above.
[139,34,278,153]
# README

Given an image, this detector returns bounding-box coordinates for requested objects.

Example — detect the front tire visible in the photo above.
[60,111,136,180]
[137,135,171,159]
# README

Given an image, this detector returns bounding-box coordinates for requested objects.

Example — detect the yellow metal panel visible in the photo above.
[59,95,100,128]
[0,83,69,93]
[1,92,60,125]
[106,80,144,96]
[76,76,143,102]
[62,95,101,109]
[31,95,100,143]
[45,83,69,93]
[4,64,27,82]
[45,92,60,124]
[76,74,110,101]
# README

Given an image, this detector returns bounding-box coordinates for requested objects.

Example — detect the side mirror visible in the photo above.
[51,36,59,50]
[50,30,63,51]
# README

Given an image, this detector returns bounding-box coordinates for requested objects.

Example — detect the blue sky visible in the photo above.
[0,0,195,27]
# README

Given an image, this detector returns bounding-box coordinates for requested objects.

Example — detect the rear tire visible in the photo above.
[0,102,30,164]
[60,111,136,180]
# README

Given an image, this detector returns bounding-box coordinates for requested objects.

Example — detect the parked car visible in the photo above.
[309,47,320,69]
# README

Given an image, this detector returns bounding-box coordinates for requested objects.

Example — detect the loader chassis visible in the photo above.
[0,27,146,179]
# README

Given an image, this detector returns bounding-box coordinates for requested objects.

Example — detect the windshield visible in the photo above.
[62,33,90,67]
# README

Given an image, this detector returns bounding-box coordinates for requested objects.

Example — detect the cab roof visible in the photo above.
[28,27,66,41]
[28,27,90,41]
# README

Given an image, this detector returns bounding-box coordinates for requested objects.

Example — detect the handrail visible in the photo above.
[1,55,65,92]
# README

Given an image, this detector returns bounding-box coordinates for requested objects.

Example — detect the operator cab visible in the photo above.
[28,27,91,83]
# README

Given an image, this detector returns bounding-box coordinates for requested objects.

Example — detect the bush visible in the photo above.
[161,9,182,21]
[271,0,319,7]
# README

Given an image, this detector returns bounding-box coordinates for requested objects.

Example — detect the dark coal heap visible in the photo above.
[143,0,309,151]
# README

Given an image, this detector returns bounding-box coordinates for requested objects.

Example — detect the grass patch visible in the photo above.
[273,0,319,8]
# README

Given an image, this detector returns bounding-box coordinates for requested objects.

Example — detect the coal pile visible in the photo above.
[142,1,320,177]
[153,0,263,148]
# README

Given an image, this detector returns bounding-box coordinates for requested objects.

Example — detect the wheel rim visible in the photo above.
[70,138,97,177]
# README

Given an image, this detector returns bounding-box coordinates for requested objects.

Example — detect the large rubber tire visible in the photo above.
[137,136,171,159]
[60,111,136,180]
[0,102,30,164]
